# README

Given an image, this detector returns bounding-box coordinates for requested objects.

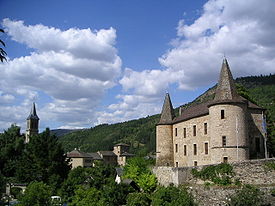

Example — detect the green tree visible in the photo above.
[151,186,197,206]
[0,29,7,62]
[123,157,157,193]
[71,186,102,206]
[126,192,151,206]
[16,128,70,190]
[100,181,134,206]
[60,162,116,203]
[227,184,263,206]
[18,182,52,206]
[0,125,25,178]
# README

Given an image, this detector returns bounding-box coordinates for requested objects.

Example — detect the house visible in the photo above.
[156,58,266,167]
[67,143,134,168]
[66,149,101,168]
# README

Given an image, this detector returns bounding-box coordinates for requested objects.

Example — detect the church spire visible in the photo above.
[27,102,39,120]
[25,102,39,143]
[214,58,239,101]
[159,93,175,124]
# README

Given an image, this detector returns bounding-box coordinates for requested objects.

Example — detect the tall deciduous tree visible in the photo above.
[16,128,71,188]
[18,181,52,206]
[0,125,25,178]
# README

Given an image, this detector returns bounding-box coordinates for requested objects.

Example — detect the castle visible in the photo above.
[156,59,266,167]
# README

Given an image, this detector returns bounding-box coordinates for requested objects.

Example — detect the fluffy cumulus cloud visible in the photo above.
[98,0,275,124]
[0,19,121,131]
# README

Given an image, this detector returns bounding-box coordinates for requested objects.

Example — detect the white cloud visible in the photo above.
[98,0,275,124]
[0,19,121,131]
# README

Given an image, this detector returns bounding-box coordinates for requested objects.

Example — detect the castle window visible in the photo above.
[223,157,228,163]
[175,128,178,137]
[184,145,187,156]
[256,138,260,152]
[193,125,196,136]
[222,136,226,147]
[175,144,178,153]
[176,162,179,167]
[204,123,207,135]
[221,110,225,119]
[183,128,186,138]
[205,142,209,155]
[194,161,197,166]
[193,144,197,155]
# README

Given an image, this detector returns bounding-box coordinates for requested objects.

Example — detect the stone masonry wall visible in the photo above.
[153,158,275,205]
[153,158,275,186]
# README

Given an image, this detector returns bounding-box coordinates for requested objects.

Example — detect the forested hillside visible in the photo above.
[58,74,275,156]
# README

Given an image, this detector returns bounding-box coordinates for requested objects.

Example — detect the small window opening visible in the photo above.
[222,136,226,147]
[221,110,225,119]
[205,142,209,155]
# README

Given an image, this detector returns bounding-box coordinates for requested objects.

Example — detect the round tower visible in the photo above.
[209,59,249,164]
[156,93,175,166]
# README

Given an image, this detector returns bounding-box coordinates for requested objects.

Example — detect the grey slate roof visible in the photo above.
[87,152,102,160]
[67,149,92,158]
[98,151,117,156]
[214,58,240,101]
[27,102,39,120]
[158,93,175,125]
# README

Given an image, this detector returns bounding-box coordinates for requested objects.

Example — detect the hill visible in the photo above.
[58,74,275,156]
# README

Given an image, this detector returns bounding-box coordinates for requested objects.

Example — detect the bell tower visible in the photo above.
[25,102,39,143]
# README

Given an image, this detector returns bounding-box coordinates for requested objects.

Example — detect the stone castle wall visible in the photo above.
[156,125,174,166]
[153,158,275,186]
[173,115,211,167]
[209,103,249,164]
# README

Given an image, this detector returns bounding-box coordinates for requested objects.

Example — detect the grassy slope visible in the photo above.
[58,74,275,155]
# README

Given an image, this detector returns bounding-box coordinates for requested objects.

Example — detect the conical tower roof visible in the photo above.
[27,102,39,120]
[214,58,239,101]
[158,93,175,124]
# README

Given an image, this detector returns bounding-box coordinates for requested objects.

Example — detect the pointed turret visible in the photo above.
[159,93,175,124]
[214,58,239,101]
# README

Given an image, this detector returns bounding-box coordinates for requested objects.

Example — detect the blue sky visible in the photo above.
[1,0,275,132]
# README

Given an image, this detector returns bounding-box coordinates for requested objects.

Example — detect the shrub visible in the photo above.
[264,161,275,171]
[192,163,234,185]
[227,184,263,206]
[151,186,197,206]
[126,192,151,206]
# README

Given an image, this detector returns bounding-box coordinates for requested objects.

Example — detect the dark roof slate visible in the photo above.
[214,58,239,101]
[158,93,175,125]
[27,102,39,120]
[67,150,92,158]
[98,151,117,156]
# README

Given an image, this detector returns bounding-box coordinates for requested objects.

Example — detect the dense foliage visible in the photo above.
[59,115,159,155]
[17,182,52,206]
[227,184,263,206]
[151,185,197,206]
[16,128,71,189]
[0,126,71,205]
[58,74,275,156]
[123,157,157,193]
[192,163,235,186]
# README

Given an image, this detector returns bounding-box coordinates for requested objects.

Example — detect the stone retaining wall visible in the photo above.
[153,158,275,186]
[153,158,275,205]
